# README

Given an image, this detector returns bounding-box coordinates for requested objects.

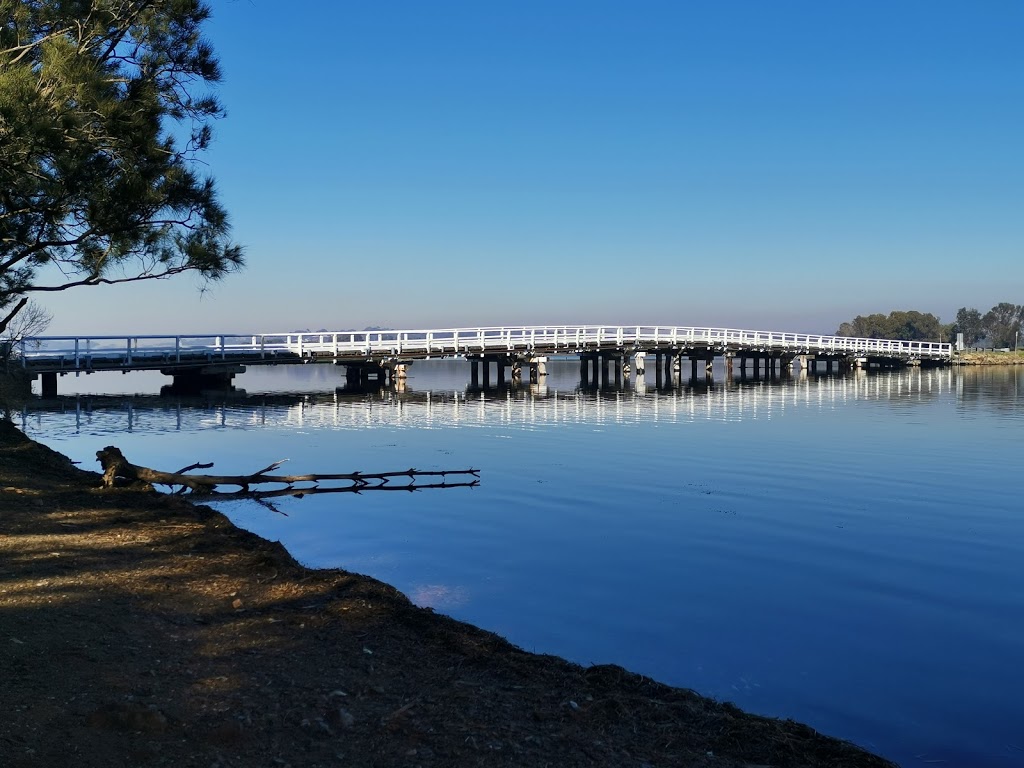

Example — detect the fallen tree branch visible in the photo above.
[214,479,481,502]
[95,446,480,496]
[174,461,215,474]
[211,479,482,515]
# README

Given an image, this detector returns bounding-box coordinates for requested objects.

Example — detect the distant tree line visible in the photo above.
[836,303,1024,348]
[951,303,1023,348]
[836,311,946,342]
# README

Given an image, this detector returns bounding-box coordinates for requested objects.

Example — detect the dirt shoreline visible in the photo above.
[0,420,896,768]
[954,351,1024,365]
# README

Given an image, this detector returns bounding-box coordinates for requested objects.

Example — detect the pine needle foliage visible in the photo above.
[0,0,243,333]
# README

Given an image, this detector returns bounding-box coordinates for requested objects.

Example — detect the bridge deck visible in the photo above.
[11,325,952,375]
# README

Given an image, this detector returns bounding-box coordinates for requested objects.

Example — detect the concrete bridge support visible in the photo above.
[581,356,598,387]
[340,360,411,388]
[578,352,637,389]
[469,355,515,388]
[631,352,648,392]
[737,356,762,379]
[583,352,622,388]
[686,354,713,383]
[161,365,245,393]
[528,356,547,383]
[344,363,390,387]
[649,351,678,388]
[40,371,58,397]
[579,353,601,387]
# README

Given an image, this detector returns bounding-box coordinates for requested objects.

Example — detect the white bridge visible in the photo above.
[9,324,952,395]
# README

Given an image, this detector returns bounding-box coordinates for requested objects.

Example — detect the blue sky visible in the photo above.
[45,0,1023,335]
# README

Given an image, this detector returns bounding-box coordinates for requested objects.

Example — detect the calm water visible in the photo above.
[17,362,1024,768]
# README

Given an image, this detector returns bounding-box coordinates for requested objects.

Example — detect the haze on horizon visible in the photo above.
[40,1,1023,337]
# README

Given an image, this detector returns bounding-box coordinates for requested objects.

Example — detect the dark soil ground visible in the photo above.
[0,419,897,768]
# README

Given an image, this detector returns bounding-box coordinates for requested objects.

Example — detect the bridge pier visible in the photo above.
[579,353,602,388]
[41,372,58,397]
[529,356,547,383]
[581,356,598,387]
[468,355,515,389]
[577,352,635,389]
[161,365,245,393]
[342,360,411,388]
[346,364,379,387]
[649,351,676,388]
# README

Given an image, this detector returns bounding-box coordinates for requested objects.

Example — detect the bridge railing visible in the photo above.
[12,325,952,371]
[11,334,262,369]
[253,325,951,359]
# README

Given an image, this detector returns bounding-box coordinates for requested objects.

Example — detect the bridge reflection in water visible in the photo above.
[18,365,957,437]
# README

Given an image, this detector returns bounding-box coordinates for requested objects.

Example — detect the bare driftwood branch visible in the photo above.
[212,479,482,516]
[95,446,480,497]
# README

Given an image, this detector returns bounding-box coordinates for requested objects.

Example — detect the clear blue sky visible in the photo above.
[45,0,1024,335]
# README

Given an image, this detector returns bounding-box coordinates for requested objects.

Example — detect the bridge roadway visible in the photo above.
[12,324,953,395]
